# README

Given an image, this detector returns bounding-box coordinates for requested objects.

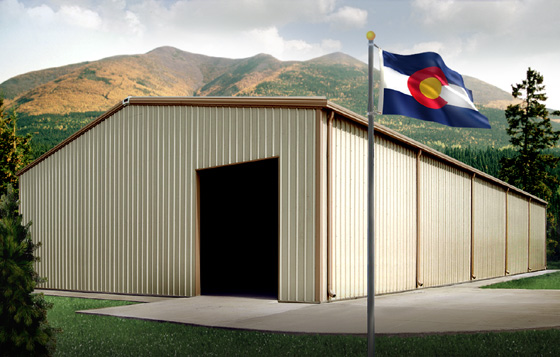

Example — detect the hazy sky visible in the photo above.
[1,0,559,109]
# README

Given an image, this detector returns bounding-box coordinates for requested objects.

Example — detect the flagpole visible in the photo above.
[366,30,376,357]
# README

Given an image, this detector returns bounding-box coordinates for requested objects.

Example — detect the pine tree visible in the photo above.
[0,185,57,356]
[499,68,560,202]
[0,98,32,197]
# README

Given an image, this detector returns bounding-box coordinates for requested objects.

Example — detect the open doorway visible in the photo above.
[198,158,279,298]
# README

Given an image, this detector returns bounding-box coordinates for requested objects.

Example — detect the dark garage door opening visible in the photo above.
[199,158,279,298]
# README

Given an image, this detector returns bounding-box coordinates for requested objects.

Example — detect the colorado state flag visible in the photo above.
[379,50,491,129]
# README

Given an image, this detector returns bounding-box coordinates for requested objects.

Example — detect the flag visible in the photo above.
[379,50,491,129]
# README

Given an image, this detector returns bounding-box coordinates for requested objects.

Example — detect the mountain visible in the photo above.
[1,46,529,156]
[2,46,517,115]
[461,76,520,109]
[3,47,234,115]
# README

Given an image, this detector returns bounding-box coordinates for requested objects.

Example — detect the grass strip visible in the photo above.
[46,295,560,356]
[482,271,560,290]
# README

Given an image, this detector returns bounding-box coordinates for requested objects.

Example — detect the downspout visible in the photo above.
[545,205,548,270]
[416,150,424,287]
[327,111,336,299]
[471,173,476,280]
[544,204,548,270]
[528,198,532,272]
[505,188,510,275]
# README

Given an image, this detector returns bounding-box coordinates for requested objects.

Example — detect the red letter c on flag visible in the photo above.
[407,67,448,109]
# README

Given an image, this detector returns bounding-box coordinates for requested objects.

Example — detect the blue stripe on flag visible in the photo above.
[383,51,466,89]
[383,88,492,129]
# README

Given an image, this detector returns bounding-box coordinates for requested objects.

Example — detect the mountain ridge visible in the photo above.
[1,46,517,116]
[2,46,537,156]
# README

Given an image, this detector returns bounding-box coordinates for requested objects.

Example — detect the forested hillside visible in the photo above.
[0,46,525,158]
[16,111,104,158]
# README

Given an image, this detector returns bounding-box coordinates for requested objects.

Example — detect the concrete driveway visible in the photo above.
[41,270,560,336]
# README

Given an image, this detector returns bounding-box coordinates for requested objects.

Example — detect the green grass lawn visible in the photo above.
[45,295,560,356]
[482,271,560,290]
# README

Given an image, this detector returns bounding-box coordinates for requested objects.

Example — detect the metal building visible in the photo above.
[18,97,547,303]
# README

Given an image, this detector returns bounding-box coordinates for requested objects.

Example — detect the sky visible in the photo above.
[1,0,559,109]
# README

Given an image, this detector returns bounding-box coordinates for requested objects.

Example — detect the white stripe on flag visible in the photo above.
[378,48,385,114]
[382,65,409,95]
[382,64,478,111]
[440,85,477,110]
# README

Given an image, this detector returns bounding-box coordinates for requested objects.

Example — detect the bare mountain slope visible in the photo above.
[1,46,517,116]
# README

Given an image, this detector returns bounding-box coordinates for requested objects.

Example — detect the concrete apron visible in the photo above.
[40,270,560,336]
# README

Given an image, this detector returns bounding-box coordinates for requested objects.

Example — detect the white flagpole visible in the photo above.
[366,30,376,357]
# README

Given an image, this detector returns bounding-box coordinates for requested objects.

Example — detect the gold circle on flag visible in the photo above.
[419,77,442,99]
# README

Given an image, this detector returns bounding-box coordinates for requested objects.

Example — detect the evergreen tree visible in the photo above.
[0,185,57,356]
[499,68,560,202]
[0,98,32,196]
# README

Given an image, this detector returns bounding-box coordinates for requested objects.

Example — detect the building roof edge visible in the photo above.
[325,101,548,205]
[16,96,547,205]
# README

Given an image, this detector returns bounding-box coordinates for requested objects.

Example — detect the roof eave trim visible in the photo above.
[125,96,329,108]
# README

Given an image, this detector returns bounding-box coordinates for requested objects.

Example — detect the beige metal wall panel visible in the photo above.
[419,156,471,287]
[472,178,506,280]
[317,110,328,302]
[330,117,367,300]
[22,104,317,302]
[329,118,416,299]
[507,192,529,274]
[373,137,417,294]
[276,107,317,302]
[529,202,546,271]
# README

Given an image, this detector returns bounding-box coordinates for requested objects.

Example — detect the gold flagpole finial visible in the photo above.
[366,31,376,41]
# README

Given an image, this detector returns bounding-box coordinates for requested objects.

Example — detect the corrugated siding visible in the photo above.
[374,137,417,294]
[278,107,317,302]
[529,202,546,271]
[507,192,529,274]
[330,119,416,299]
[330,117,367,299]
[317,111,328,302]
[419,156,471,287]
[472,178,506,279]
[20,105,317,302]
